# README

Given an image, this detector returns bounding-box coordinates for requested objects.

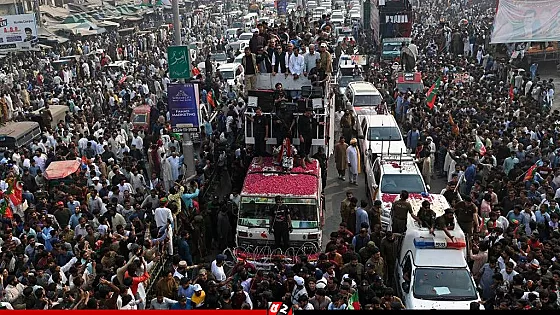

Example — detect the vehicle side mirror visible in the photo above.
[402,282,410,294]
[426,185,431,192]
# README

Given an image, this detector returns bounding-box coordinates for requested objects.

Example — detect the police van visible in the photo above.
[364,154,431,228]
[394,205,482,309]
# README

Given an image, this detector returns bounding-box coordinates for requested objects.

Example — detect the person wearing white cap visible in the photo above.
[318,42,333,75]
[292,275,308,305]
[191,284,205,308]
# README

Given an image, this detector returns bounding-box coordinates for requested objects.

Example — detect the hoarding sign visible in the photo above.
[0,14,38,51]
[491,0,560,43]
[277,0,288,15]
[168,83,200,133]
[167,46,191,79]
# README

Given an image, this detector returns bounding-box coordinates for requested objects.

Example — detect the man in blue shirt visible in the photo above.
[178,230,193,265]
[464,159,476,195]
[170,296,192,310]
[355,200,370,235]
[506,205,527,227]
[178,277,195,299]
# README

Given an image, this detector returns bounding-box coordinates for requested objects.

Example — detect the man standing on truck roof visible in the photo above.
[318,42,332,76]
[391,190,419,234]
[245,107,268,164]
[269,195,292,251]
[41,104,53,128]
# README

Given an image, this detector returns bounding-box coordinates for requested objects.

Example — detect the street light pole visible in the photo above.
[171,0,196,180]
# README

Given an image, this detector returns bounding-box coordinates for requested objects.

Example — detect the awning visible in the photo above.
[44,160,81,180]
[98,20,120,28]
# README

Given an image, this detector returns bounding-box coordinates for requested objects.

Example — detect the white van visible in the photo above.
[217,62,244,90]
[358,114,407,158]
[394,208,482,309]
[345,81,383,115]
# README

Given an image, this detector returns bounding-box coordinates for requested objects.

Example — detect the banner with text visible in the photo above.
[168,83,200,133]
[491,0,560,43]
[0,14,38,51]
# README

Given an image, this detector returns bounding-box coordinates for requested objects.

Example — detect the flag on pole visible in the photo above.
[7,181,23,207]
[426,78,441,110]
[524,159,543,182]
[474,135,486,156]
[449,113,459,136]
[509,75,515,101]
[347,291,360,310]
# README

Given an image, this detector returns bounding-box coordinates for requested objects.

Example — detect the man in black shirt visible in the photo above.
[298,107,316,158]
[246,107,268,162]
[269,195,292,250]
[436,208,457,241]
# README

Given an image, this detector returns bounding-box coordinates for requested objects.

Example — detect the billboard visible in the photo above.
[276,0,288,15]
[168,83,200,133]
[491,0,560,43]
[0,14,38,51]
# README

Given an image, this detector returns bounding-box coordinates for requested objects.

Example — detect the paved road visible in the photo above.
[321,157,448,248]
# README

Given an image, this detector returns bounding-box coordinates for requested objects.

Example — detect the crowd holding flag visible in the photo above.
[426,77,441,110]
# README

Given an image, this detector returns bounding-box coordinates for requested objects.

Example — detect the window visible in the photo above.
[402,255,412,283]
[238,201,319,229]
[413,268,478,301]
[353,94,383,106]
[380,174,426,194]
[367,127,403,141]
[220,70,235,80]
[133,113,147,123]
[373,162,381,184]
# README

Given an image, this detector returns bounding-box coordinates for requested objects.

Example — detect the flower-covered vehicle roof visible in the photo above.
[241,157,320,197]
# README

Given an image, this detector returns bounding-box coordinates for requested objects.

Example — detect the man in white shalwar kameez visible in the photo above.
[346,138,360,185]
[160,153,173,192]
[167,152,181,181]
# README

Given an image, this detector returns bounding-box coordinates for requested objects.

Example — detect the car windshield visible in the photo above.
[353,94,382,106]
[367,127,402,141]
[238,202,319,229]
[397,83,424,93]
[221,70,235,80]
[413,268,478,301]
[380,174,425,194]
[214,53,227,61]
[132,113,147,123]
[239,34,253,40]
[383,43,402,52]
[338,76,360,87]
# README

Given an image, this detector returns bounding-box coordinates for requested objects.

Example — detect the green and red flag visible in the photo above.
[509,76,515,101]
[524,159,543,182]
[347,291,360,310]
[426,78,441,110]
[474,135,486,156]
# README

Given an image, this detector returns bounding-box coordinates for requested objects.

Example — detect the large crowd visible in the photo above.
[0,0,558,311]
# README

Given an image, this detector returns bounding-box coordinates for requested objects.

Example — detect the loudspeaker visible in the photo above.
[248,89,275,112]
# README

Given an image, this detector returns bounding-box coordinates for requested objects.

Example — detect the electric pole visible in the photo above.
[172,0,196,180]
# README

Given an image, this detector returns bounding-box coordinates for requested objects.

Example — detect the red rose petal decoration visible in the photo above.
[242,157,320,196]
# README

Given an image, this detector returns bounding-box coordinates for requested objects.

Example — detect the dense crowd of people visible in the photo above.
[0,0,558,310]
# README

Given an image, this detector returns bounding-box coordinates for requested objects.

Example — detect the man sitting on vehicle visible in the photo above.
[435,208,457,241]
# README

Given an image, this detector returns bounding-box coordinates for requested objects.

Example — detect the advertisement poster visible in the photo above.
[168,83,200,133]
[491,0,560,43]
[0,14,38,51]
[276,0,288,15]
